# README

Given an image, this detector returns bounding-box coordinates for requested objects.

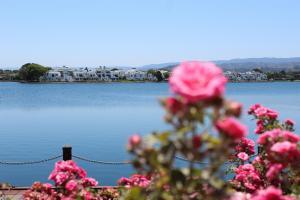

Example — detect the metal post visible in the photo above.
[63,145,72,161]
[257,146,262,154]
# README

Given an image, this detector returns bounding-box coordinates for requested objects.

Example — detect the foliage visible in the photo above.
[18,63,50,82]
[0,69,20,80]
[266,71,300,81]
[147,69,164,82]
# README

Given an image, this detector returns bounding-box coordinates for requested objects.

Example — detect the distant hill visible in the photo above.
[139,57,300,72]
[139,62,179,70]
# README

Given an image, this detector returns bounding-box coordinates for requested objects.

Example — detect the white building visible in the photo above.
[43,70,62,81]
[125,69,146,81]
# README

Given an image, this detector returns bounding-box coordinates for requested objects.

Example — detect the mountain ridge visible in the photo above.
[139,57,300,72]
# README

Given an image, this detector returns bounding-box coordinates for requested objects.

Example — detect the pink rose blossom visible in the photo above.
[82,177,98,186]
[271,141,297,155]
[251,186,294,200]
[82,190,93,200]
[42,183,52,190]
[233,164,262,192]
[235,137,255,156]
[281,131,300,143]
[65,180,77,191]
[54,172,69,185]
[248,104,261,114]
[266,163,283,182]
[255,124,264,134]
[215,117,247,139]
[237,152,249,161]
[254,107,278,119]
[169,61,227,102]
[118,174,151,188]
[285,119,295,126]
[252,156,263,165]
[257,129,281,145]
[230,192,251,200]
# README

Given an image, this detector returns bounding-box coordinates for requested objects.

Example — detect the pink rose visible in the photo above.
[248,104,261,114]
[65,180,77,191]
[252,156,263,165]
[230,192,251,200]
[82,190,93,200]
[42,183,52,190]
[233,164,262,192]
[251,186,294,200]
[118,174,151,188]
[270,141,298,160]
[266,163,283,181]
[215,117,247,139]
[253,105,278,119]
[257,129,281,145]
[255,124,264,134]
[237,152,249,161]
[285,119,295,126]
[54,172,69,185]
[271,141,297,153]
[82,177,98,186]
[281,131,300,143]
[169,61,227,103]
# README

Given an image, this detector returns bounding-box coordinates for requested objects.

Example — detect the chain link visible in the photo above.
[0,155,62,165]
[73,155,132,165]
[175,156,208,164]
[175,153,258,164]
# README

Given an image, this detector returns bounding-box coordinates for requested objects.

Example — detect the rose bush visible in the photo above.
[24,160,119,200]
[230,104,300,199]
[123,61,299,199]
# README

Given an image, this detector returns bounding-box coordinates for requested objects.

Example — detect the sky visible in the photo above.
[1,0,300,68]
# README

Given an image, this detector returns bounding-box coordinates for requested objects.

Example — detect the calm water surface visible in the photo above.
[0,82,299,186]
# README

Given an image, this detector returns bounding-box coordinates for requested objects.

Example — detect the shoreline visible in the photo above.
[0,80,300,84]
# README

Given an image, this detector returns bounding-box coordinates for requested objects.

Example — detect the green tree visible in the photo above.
[147,69,164,82]
[162,71,170,79]
[19,63,50,82]
[155,70,163,82]
[253,68,263,73]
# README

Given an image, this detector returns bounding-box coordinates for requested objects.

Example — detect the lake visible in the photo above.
[0,82,299,186]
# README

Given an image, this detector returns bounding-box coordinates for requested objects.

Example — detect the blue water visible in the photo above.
[0,82,299,186]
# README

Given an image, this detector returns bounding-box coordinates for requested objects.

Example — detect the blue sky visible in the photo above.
[1,0,300,68]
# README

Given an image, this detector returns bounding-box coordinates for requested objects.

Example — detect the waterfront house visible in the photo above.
[43,70,62,81]
[125,69,146,81]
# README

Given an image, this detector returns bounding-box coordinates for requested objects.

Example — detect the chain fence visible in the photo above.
[0,155,62,165]
[0,154,258,166]
[73,155,132,165]
[0,148,258,199]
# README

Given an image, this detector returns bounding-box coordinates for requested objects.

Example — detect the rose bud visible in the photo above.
[165,97,183,114]
[128,134,142,149]
[192,135,201,149]
[226,101,242,117]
